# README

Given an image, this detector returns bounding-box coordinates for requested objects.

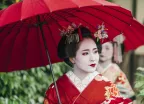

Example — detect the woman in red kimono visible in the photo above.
[97,35,136,103]
[44,24,132,104]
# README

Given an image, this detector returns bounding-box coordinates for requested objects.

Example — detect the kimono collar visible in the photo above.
[66,71,99,92]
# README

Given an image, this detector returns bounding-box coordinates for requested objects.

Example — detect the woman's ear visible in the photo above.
[69,58,75,64]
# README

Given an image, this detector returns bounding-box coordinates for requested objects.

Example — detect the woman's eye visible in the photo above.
[94,50,98,54]
[82,52,88,56]
[106,47,109,50]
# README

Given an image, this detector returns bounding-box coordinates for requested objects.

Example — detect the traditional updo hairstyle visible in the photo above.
[57,25,101,67]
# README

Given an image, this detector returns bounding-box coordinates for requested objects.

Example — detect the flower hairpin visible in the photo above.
[94,22,108,42]
[59,23,77,36]
[59,22,108,44]
[59,23,80,44]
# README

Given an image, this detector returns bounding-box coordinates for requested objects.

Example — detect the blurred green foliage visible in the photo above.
[134,68,144,103]
[0,62,71,104]
[0,0,20,9]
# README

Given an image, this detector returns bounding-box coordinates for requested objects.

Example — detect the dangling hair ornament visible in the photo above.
[94,22,108,42]
[113,34,125,63]
[59,23,81,44]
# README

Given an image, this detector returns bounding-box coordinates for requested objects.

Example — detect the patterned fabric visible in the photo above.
[44,72,132,104]
[105,83,120,99]
[101,97,132,104]
[116,72,126,84]
[101,63,135,98]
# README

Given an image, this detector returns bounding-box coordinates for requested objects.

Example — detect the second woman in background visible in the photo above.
[97,35,136,102]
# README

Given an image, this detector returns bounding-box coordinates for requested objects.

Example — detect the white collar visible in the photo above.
[66,71,99,92]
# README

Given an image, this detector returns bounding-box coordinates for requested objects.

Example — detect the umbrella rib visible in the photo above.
[66,7,132,28]
[53,12,71,24]
[0,26,7,32]
[122,19,144,50]
[36,25,44,66]
[23,24,31,70]
[48,14,66,45]
[127,26,144,46]
[57,11,96,30]
[49,14,63,29]
[7,23,24,71]
[106,6,132,17]
[60,10,120,32]
[0,22,18,48]
[124,34,135,50]
[131,21,144,44]
[44,14,52,22]
[17,20,31,70]
[67,7,131,26]
[90,6,131,25]
[44,23,57,49]
[43,15,57,48]
[71,9,121,32]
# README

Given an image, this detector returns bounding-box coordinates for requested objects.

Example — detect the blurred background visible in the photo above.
[0,0,144,104]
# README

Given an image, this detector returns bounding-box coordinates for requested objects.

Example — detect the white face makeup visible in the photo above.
[73,38,99,73]
[99,42,113,62]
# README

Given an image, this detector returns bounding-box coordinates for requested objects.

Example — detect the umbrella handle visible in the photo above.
[37,16,62,104]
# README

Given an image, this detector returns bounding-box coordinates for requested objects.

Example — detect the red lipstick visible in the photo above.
[89,64,96,67]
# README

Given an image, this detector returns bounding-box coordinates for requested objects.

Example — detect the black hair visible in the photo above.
[57,26,101,67]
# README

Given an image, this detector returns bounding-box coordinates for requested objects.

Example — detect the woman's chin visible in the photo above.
[99,58,106,62]
[85,68,96,73]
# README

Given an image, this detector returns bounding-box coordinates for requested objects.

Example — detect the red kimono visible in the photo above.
[44,71,121,104]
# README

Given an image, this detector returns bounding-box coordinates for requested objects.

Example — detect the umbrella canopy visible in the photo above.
[0,9,5,16]
[0,0,144,72]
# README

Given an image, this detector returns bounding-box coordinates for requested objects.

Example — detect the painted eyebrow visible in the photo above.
[82,49,89,51]
[82,48,97,51]
[93,48,98,50]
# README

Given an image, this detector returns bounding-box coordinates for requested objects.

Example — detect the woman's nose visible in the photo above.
[100,48,106,55]
[90,54,95,62]
[101,49,104,54]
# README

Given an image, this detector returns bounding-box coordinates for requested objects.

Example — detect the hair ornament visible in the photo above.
[59,23,82,44]
[94,22,108,42]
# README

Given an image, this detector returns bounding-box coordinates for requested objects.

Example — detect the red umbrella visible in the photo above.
[0,0,144,72]
[1,0,144,103]
[0,9,5,16]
